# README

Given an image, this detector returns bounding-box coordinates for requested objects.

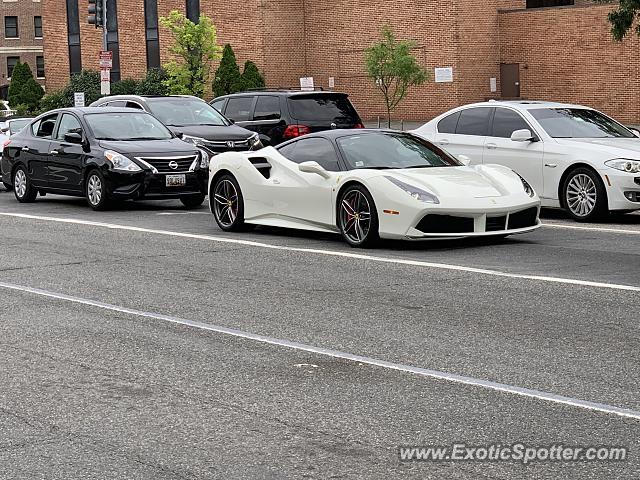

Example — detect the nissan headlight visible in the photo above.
[198,148,210,169]
[513,171,535,197]
[182,134,206,146]
[104,150,142,172]
[248,133,262,149]
[385,176,439,204]
[605,159,640,174]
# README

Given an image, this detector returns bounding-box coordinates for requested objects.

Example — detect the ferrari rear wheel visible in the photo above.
[212,174,247,231]
[338,185,379,247]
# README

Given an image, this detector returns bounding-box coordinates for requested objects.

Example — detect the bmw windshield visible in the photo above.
[147,98,230,127]
[86,112,173,141]
[337,133,461,170]
[529,108,635,139]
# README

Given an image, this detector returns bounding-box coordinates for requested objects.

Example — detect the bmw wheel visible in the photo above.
[562,167,607,222]
[211,174,247,231]
[86,170,111,211]
[180,193,205,209]
[338,184,379,247]
[13,166,37,203]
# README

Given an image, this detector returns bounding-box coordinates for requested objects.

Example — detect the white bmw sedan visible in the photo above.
[413,101,640,221]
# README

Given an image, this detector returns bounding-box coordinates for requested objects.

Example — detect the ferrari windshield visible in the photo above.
[529,108,635,139]
[337,133,460,170]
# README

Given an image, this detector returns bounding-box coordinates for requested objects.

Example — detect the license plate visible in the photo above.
[166,174,186,187]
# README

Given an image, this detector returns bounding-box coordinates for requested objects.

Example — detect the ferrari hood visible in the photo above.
[383,166,510,198]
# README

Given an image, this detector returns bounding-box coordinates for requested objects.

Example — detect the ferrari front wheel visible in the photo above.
[212,174,247,231]
[338,185,379,247]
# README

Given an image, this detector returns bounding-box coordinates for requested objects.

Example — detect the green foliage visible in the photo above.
[136,68,169,95]
[38,90,70,113]
[213,44,243,97]
[595,0,640,41]
[364,25,428,127]
[67,70,102,105]
[7,62,44,113]
[159,11,222,97]
[111,78,140,96]
[240,60,265,91]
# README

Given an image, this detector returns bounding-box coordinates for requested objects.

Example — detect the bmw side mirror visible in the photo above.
[298,161,330,178]
[510,129,534,142]
[457,154,471,166]
[64,132,83,144]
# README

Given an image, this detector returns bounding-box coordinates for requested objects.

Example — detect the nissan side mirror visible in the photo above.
[64,132,83,144]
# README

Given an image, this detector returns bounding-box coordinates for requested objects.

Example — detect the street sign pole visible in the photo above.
[100,0,110,95]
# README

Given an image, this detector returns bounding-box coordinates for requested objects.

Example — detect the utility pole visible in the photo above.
[88,0,111,95]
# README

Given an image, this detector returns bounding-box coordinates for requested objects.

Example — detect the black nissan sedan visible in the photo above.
[0,107,209,210]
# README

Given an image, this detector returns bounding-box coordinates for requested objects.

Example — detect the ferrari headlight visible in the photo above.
[512,171,535,197]
[104,150,141,172]
[198,148,210,169]
[248,133,262,149]
[182,134,207,146]
[605,159,640,174]
[385,176,439,204]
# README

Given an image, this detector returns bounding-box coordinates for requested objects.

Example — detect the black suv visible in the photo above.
[210,90,364,146]
[90,95,263,154]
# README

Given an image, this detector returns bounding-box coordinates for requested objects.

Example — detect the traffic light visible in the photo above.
[87,0,105,28]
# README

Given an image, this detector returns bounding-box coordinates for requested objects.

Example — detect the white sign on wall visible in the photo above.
[300,77,315,91]
[73,92,85,107]
[490,77,497,93]
[328,76,335,89]
[434,67,454,83]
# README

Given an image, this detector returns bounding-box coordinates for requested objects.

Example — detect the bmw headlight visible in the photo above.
[248,133,262,149]
[385,176,439,204]
[605,159,640,174]
[198,148,210,169]
[512,171,535,197]
[104,150,142,172]
[182,134,207,146]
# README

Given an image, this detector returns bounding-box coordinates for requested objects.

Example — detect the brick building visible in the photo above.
[42,0,640,123]
[1,0,45,100]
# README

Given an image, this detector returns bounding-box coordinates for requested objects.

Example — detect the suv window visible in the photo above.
[225,97,254,121]
[288,94,359,122]
[33,114,58,138]
[437,112,460,134]
[280,138,341,171]
[125,101,144,110]
[492,108,530,138]
[253,96,281,121]
[456,108,492,136]
[56,113,82,141]
[210,98,226,113]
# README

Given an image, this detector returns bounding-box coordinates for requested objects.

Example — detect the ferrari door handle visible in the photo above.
[545,163,557,168]
[21,146,30,152]
[50,150,59,155]
[486,143,498,150]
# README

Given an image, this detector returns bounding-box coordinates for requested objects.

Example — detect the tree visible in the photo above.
[111,78,140,96]
[213,44,243,97]
[7,62,44,113]
[364,25,428,127]
[136,68,169,95]
[159,11,222,97]
[241,60,265,91]
[594,0,640,40]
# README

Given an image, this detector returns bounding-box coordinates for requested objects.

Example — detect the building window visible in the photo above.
[66,0,82,74]
[36,56,45,78]
[144,0,160,69]
[4,16,19,38]
[7,57,19,78]
[34,16,42,38]
[526,0,574,7]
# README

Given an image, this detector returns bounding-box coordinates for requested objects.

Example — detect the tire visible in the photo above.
[337,184,379,247]
[85,169,111,211]
[211,174,247,231]
[13,166,37,203]
[562,167,607,222]
[180,193,205,209]
[3,181,13,192]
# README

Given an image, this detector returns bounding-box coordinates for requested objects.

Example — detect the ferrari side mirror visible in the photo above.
[298,161,330,179]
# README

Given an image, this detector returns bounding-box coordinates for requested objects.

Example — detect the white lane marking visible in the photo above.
[544,222,640,235]
[1,211,639,292]
[1,280,638,421]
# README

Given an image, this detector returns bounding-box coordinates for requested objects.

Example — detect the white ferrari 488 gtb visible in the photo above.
[208,130,541,247]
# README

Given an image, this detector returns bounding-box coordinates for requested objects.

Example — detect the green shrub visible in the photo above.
[241,61,265,91]
[8,62,44,113]
[213,44,243,97]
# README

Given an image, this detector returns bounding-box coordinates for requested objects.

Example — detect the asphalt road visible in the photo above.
[0,188,638,479]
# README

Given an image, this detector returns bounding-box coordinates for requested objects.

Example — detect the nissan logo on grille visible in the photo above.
[226,141,235,149]
[168,161,179,170]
